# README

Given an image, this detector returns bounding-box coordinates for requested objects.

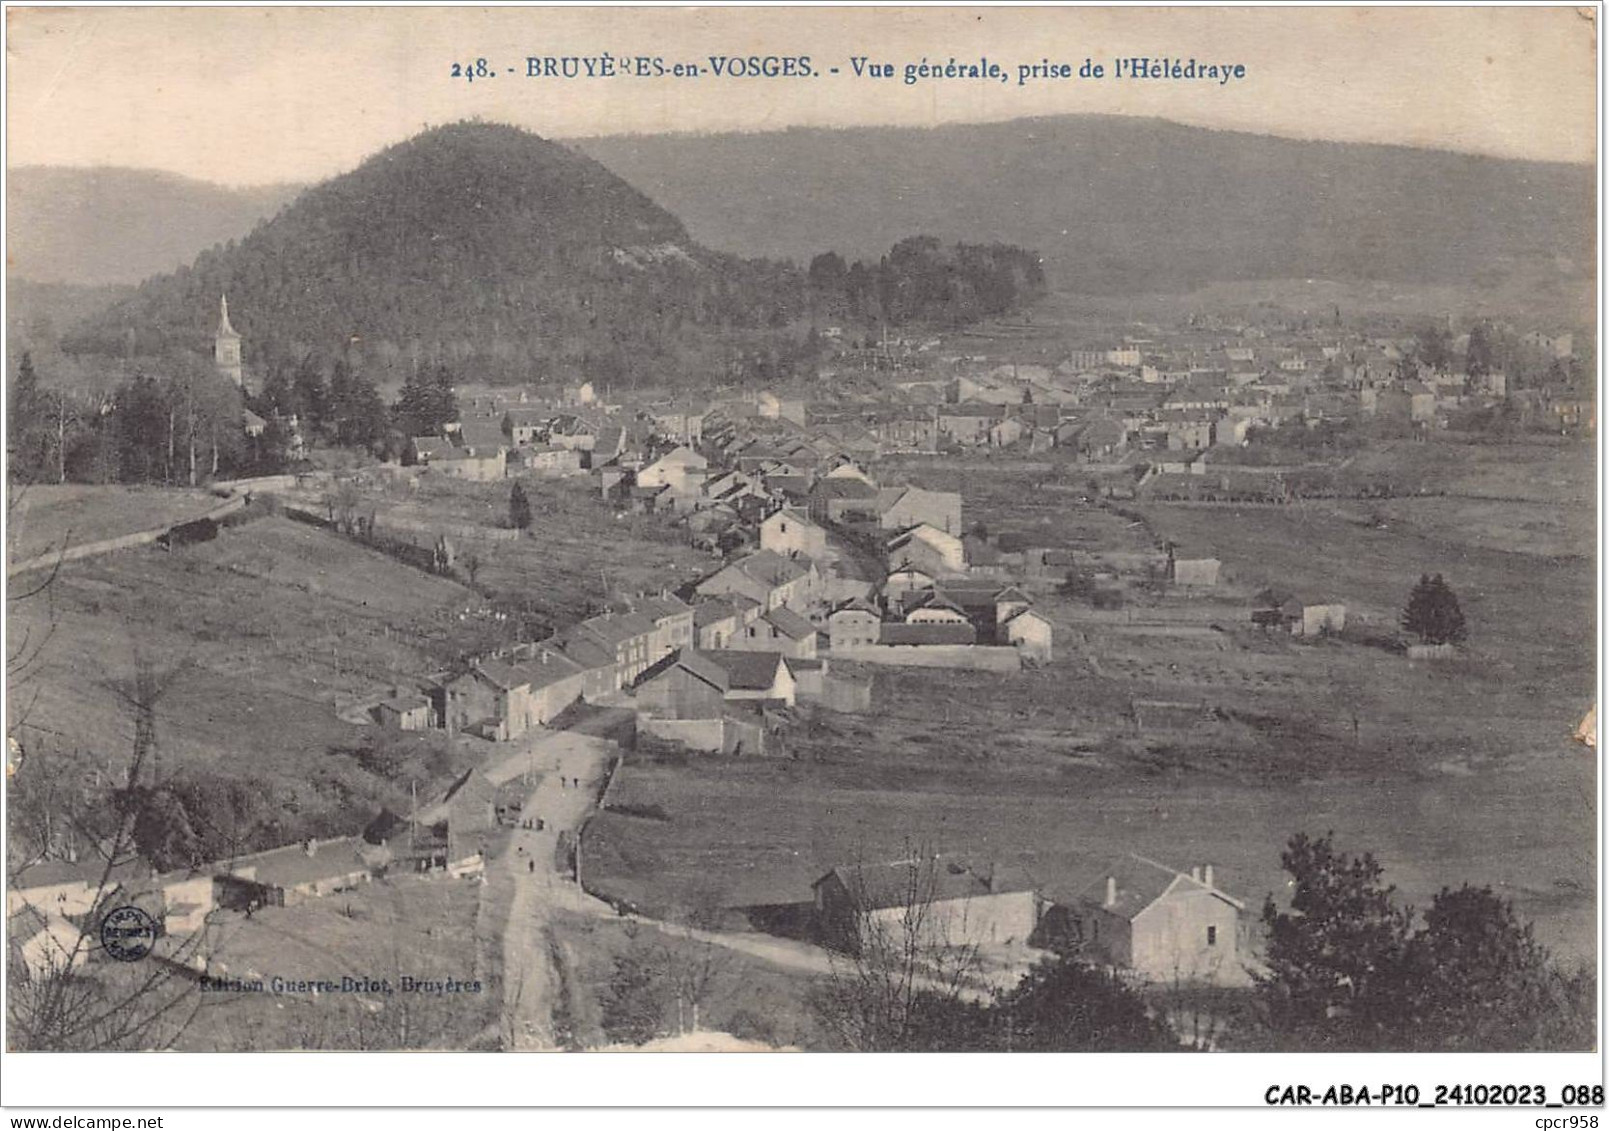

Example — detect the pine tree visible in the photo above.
[1401,573,1436,641]
[291,355,328,433]
[1427,574,1467,645]
[509,482,532,531]
[1402,574,1467,645]
[1259,832,1414,1047]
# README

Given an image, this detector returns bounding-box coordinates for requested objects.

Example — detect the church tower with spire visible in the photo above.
[214,294,243,387]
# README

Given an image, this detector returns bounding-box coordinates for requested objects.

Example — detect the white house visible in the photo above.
[1004,608,1054,662]
[760,507,828,560]
[637,445,709,492]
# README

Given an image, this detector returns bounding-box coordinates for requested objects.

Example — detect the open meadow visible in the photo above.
[8,483,224,563]
[301,473,715,630]
[7,508,485,848]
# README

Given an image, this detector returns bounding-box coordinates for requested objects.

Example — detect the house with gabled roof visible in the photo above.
[9,904,91,981]
[1003,608,1053,662]
[877,486,962,535]
[216,837,376,910]
[693,550,818,613]
[812,856,1041,955]
[692,595,762,651]
[576,609,659,687]
[936,401,1005,445]
[931,580,1033,643]
[630,650,773,755]
[374,691,432,731]
[637,445,708,492]
[886,523,966,577]
[809,477,881,525]
[502,407,548,446]
[827,599,881,650]
[698,650,796,707]
[760,507,827,560]
[411,436,457,465]
[900,590,970,625]
[1043,854,1249,985]
[633,593,696,662]
[726,606,820,660]
[551,634,620,702]
[591,424,627,466]
[549,414,599,452]
[457,418,510,458]
[632,649,730,719]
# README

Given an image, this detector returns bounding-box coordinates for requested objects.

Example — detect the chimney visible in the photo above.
[1190,866,1201,882]
[1204,864,1214,889]
[1104,875,1117,907]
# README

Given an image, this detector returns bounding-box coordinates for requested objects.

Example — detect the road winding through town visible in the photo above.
[489,732,614,1051]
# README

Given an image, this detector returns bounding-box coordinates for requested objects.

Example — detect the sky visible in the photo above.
[5,5,1599,186]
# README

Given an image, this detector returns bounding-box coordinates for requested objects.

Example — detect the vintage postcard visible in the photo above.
[2,1,1599,1107]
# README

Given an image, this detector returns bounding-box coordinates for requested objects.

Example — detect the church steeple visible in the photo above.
[214,294,243,386]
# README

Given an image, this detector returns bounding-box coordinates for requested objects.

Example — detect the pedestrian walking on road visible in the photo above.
[528,860,535,874]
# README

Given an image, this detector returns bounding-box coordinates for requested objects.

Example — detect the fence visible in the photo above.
[7,493,247,577]
[828,644,1022,672]
[574,752,625,889]
[282,503,441,574]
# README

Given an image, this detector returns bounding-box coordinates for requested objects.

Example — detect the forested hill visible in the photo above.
[63,122,805,386]
[575,115,1595,295]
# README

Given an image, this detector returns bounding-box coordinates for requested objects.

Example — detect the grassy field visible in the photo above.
[316,474,715,630]
[8,483,223,563]
[7,514,483,847]
[1344,436,1595,506]
[176,874,494,1050]
[587,727,1594,966]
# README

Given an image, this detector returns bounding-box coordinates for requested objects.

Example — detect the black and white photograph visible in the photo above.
[1,2,1601,1118]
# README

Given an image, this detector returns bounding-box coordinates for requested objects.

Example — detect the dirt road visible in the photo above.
[493,732,615,1051]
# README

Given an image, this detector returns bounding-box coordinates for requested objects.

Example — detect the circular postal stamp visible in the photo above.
[100,905,158,962]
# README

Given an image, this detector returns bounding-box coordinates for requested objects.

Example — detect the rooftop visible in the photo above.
[637,648,730,694]
[224,836,371,890]
[763,606,818,641]
[815,857,1035,910]
[1062,853,1245,919]
[698,649,785,692]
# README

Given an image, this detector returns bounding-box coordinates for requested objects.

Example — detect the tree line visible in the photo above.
[7,351,271,487]
[807,236,1047,328]
[6,350,472,487]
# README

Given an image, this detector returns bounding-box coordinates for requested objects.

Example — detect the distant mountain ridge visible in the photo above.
[7,167,304,286]
[18,114,1593,320]
[573,115,1594,295]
